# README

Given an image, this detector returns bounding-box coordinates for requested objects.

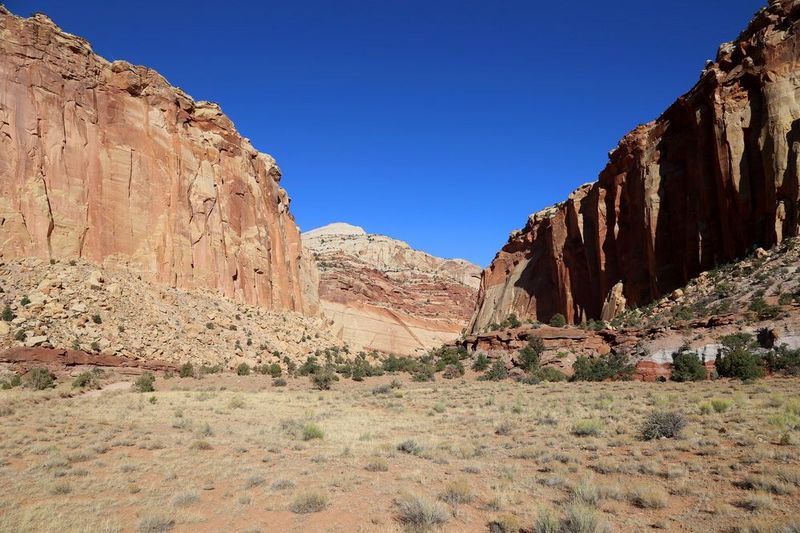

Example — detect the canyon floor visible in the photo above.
[0,372,799,532]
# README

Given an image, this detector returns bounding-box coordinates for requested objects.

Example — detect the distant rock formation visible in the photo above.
[470,0,800,332]
[303,223,481,354]
[0,8,318,314]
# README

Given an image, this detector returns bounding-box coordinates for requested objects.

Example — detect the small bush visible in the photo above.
[562,503,604,533]
[441,364,463,379]
[20,295,31,306]
[411,365,435,382]
[535,367,568,382]
[572,419,603,437]
[471,353,490,371]
[25,367,55,390]
[364,458,389,472]
[629,485,668,509]
[72,371,99,389]
[519,337,544,371]
[132,372,155,393]
[671,350,706,382]
[302,423,324,441]
[710,398,732,413]
[478,361,508,381]
[549,313,567,327]
[91,314,102,324]
[290,491,328,513]
[438,479,473,505]
[716,334,765,380]
[571,353,633,382]
[272,377,287,387]
[268,363,282,378]
[179,362,194,378]
[1,305,15,322]
[137,514,175,533]
[395,495,449,530]
[640,411,687,440]
[397,439,423,455]
[311,368,337,390]
[236,363,251,376]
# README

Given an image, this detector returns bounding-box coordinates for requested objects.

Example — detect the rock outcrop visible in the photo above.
[469,1,800,331]
[0,257,339,367]
[0,8,317,314]
[303,223,481,354]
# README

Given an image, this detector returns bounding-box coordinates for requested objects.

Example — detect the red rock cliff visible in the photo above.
[0,8,318,314]
[470,1,800,332]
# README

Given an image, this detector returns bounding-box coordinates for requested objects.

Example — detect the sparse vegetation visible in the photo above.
[25,368,54,390]
[549,313,567,328]
[132,372,155,393]
[640,411,687,440]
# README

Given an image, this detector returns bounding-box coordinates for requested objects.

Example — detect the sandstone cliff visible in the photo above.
[303,223,480,354]
[0,8,318,314]
[470,0,800,332]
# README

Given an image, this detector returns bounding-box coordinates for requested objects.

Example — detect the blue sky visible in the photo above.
[8,0,764,266]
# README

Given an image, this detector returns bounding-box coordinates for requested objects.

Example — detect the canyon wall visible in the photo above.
[470,0,800,332]
[0,8,318,314]
[303,223,480,354]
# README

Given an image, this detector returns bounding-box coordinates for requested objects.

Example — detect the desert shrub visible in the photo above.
[311,367,337,390]
[571,353,633,382]
[628,485,668,508]
[562,503,605,533]
[710,398,732,412]
[1,374,21,390]
[136,514,175,533]
[302,423,324,441]
[671,305,694,321]
[397,439,423,455]
[72,371,99,389]
[372,383,393,395]
[132,372,155,393]
[749,297,780,320]
[471,353,490,371]
[535,367,568,382]
[364,458,388,472]
[640,411,687,440]
[90,341,101,353]
[499,313,521,329]
[290,491,328,513]
[91,314,102,324]
[297,356,321,376]
[671,350,706,382]
[438,479,474,505]
[268,362,282,378]
[179,362,194,378]
[549,313,567,327]
[442,364,463,379]
[382,355,418,373]
[395,495,449,530]
[272,377,287,387]
[716,334,764,380]
[572,419,603,437]
[25,367,55,390]
[200,364,222,375]
[1,305,15,322]
[236,363,251,376]
[519,337,544,372]
[14,329,25,342]
[765,345,800,375]
[478,361,508,381]
[411,364,435,382]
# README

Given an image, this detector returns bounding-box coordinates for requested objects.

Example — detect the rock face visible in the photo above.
[0,8,317,314]
[303,223,481,354]
[469,1,800,332]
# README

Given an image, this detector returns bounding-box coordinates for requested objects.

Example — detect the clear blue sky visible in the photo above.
[8,0,765,266]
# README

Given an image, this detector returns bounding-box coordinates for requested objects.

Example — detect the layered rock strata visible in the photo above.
[303,223,481,354]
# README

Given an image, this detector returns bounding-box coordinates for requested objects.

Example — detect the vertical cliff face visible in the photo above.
[470,0,800,332]
[0,9,318,314]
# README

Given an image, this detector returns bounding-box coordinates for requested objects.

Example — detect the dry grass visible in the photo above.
[0,371,798,531]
